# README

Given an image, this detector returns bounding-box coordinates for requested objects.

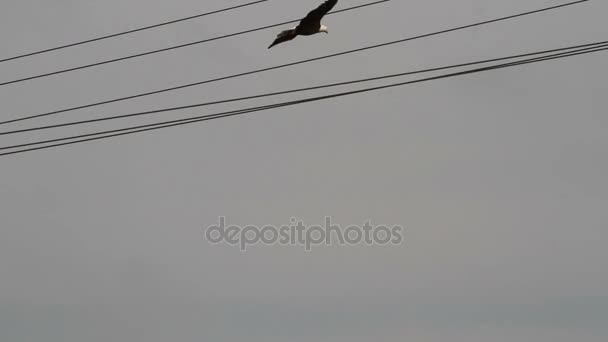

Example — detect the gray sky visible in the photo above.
[1,0,607,341]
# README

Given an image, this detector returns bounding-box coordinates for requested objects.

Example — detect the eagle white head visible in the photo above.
[320,24,329,33]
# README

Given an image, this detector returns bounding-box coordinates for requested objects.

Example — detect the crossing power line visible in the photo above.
[1,42,605,157]
[0,0,589,126]
[1,40,606,136]
[0,0,390,87]
[0,0,270,64]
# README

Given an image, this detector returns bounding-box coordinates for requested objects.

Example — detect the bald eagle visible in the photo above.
[268,0,338,49]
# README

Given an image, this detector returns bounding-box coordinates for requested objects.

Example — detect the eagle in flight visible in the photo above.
[268,0,338,49]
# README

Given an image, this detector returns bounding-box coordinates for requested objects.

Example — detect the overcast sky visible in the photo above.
[0,0,607,341]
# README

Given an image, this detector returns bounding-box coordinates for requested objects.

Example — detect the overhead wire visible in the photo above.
[0,0,271,64]
[0,0,589,126]
[0,0,391,87]
[1,40,606,136]
[1,42,605,157]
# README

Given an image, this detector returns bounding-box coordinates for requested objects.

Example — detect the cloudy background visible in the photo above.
[1,0,607,340]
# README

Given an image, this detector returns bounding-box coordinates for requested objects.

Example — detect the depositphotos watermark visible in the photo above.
[204,217,404,251]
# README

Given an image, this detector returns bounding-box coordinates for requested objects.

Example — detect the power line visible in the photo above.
[0,0,588,126]
[1,43,605,157]
[0,0,270,64]
[2,40,606,136]
[4,45,604,156]
[0,0,390,87]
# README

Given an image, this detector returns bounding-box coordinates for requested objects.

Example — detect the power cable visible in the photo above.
[0,0,588,126]
[1,40,606,136]
[1,42,604,157]
[0,0,390,87]
[0,0,270,64]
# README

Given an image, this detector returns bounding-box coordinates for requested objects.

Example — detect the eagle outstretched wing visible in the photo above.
[300,0,338,27]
